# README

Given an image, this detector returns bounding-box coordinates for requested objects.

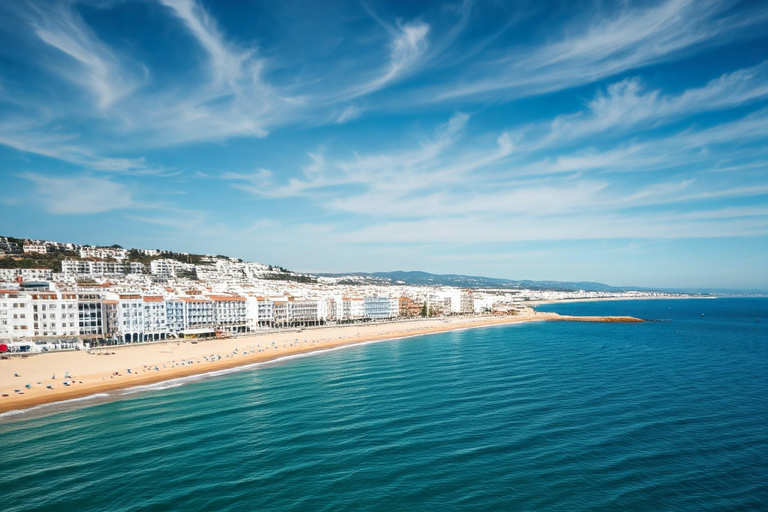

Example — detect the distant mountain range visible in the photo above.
[318,271,636,292]
[316,271,768,295]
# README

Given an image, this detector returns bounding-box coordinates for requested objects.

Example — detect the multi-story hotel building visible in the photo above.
[180,297,215,332]
[340,297,365,322]
[292,299,321,326]
[117,294,144,343]
[142,296,168,341]
[29,291,78,338]
[209,295,247,333]
[364,296,392,320]
[77,292,106,337]
[0,289,32,340]
[165,299,185,336]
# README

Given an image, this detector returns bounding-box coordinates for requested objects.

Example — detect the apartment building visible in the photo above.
[77,292,106,337]
[246,296,273,329]
[165,299,184,336]
[340,297,365,322]
[79,246,128,261]
[209,295,247,333]
[460,291,474,314]
[150,259,195,278]
[23,243,47,255]
[0,237,21,254]
[143,296,168,341]
[0,268,53,282]
[0,289,32,340]
[103,300,119,340]
[117,294,144,343]
[325,297,338,322]
[364,296,392,320]
[62,259,130,276]
[272,299,291,328]
[181,297,215,331]
[30,291,79,338]
[21,268,54,281]
[399,296,423,317]
[292,299,320,326]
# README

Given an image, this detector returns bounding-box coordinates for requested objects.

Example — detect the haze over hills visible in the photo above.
[317,271,766,295]
[5,234,762,294]
[319,271,641,293]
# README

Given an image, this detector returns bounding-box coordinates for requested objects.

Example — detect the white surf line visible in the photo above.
[1,318,541,417]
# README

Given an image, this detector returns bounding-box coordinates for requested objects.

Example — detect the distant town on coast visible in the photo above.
[1,234,694,353]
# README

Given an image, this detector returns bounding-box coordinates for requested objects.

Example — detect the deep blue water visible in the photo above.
[1,298,767,511]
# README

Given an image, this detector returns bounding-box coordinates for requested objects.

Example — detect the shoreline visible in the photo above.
[1,312,641,416]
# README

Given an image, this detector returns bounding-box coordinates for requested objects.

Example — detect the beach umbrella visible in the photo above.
[0,344,7,353]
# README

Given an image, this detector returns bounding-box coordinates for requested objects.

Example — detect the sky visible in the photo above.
[0,0,767,290]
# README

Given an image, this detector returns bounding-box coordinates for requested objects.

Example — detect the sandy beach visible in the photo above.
[0,311,642,414]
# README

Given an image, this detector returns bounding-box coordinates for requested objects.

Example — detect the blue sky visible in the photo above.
[1,0,767,290]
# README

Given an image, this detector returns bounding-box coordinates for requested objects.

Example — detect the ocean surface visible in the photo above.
[1,298,767,511]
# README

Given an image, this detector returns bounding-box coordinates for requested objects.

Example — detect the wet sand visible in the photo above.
[0,312,641,414]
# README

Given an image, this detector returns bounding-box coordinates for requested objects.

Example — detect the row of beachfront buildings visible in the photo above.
[0,285,485,348]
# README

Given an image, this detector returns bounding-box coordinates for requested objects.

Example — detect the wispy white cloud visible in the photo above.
[30,2,145,108]
[0,121,151,173]
[428,0,768,102]
[227,112,515,200]
[20,173,135,214]
[335,105,363,124]
[352,21,430,97]
[540,61,768,144]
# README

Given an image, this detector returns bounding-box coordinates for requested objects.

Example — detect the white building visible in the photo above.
[272,299,291,327]
[79,246,128,261]
[117,294,144,343]
[0,289,32,341]
[473,296,496,314]
[246,296,273,329]
[0,268,53,282]
[292,298,321,326]
[340,297,365,321]
[62,259,128,276]
[180,297,215,335]
[142,296,168,341]
[0,269,15,283]
[364,296,392,320]
[460,290,474,314]
[0,237,21,254]
[20,268,54,281]
[129,262,145,274]
[23,243,47,255]
[389,297,400,318]
[150,259,195,278]
[29,291,79,338]
[77,292,106,337]
[209,295,247,333]
[165,299,185,336]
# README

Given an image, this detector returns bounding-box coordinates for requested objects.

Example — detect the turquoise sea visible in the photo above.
[1,298,767,511]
